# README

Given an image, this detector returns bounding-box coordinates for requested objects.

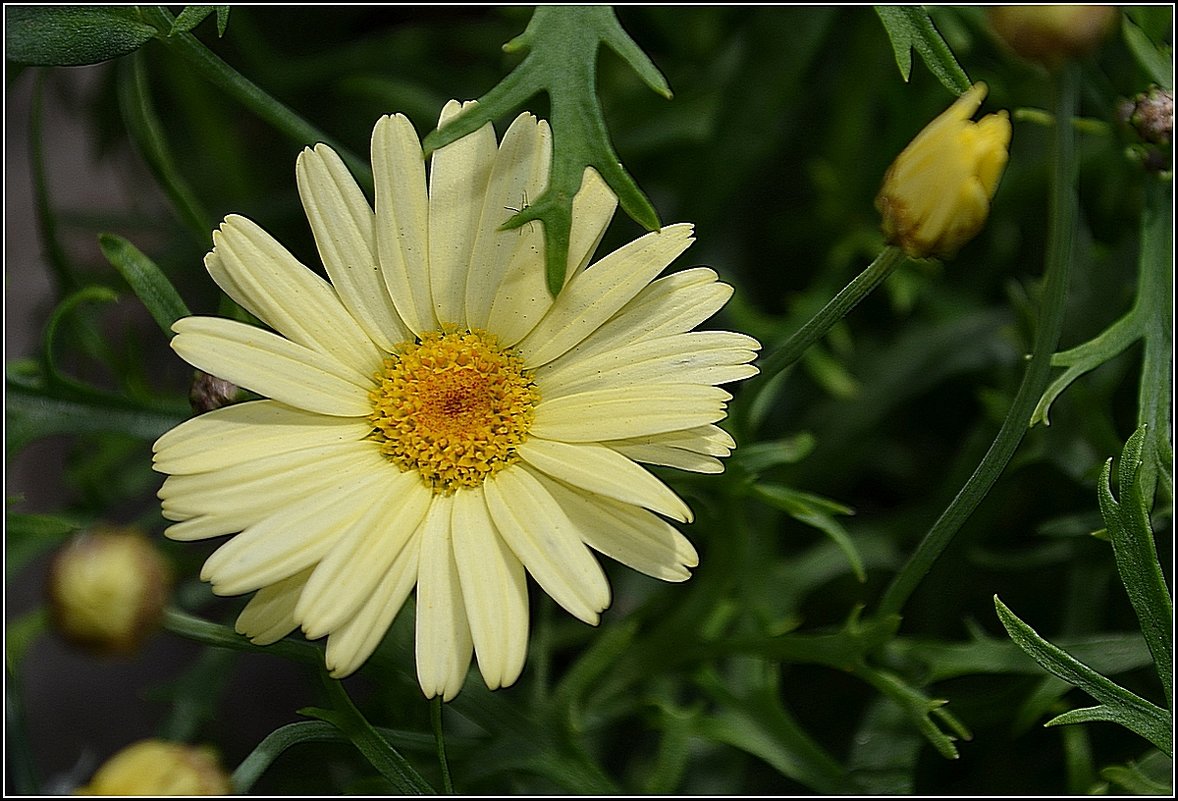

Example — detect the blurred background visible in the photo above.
[6,6,1172,794]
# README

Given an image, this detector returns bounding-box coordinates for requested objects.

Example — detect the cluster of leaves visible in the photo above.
[5,5,1173,795]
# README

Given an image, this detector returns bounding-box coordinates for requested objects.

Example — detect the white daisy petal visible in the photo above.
[297,472,431,639]
[530,384,731,442]
[171,317,373,417]
[536,331,761,398]
[484,465,610,624]
[416,495,474,701]
[532,471,698,582]
[517,438,693,523]
[200,468,387,595]
[564,167,618,282]
[324,533,421,679]
[152,400,369,476]
[296,144,413,351]
[429,100,498,325]
[235,567,311,645]
[516,223,695,368]
[451,487,529,691]
[373,113,437,335]
[465,113,549,334]
[206,215,382,373]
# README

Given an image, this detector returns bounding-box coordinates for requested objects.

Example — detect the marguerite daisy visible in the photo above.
[154,102,760,700]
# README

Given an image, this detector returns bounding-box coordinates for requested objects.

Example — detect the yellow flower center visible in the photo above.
[368,329,538,493]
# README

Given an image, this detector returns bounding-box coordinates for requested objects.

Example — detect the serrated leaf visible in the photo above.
[422,6,671,295]
[170,6,231,37]
[1098,427,1173,709]
[874,6,971,94]
[5,6,159,66]
[995,595,1172,756]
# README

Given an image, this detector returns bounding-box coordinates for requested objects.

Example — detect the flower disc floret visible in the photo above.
[369,329,538,492]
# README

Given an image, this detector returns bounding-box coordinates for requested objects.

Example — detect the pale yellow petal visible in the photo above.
[564,167,617,282]
[451,487,529,691]
[428,100,498,325]
[372,113,436,335]
[160,443,382,535]
[235,567,312,645]
[171,317,372,417]
[605,443,724,474]
[530,384,730,442]
[325,533,421,678]
[532,471,698,582]
[517,224,695,368]
[555,268,734,364]
[297,472,431,639]
[205,215,382,373]
[517,438,693,523]
[536,331,760,398]
[415,494,474,701]
[464,113,549,335]
[296,144,413,351]
[152,400,369,476]
[200,468,387,596]
[484,465,610,624]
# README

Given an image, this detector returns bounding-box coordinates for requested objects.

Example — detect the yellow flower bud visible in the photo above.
[876,83,1011,260]
[988,6,1118,67]
[74,739,232,795]
[47,526,172,655]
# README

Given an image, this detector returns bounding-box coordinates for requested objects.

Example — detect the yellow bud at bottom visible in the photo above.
[74,739,232,796]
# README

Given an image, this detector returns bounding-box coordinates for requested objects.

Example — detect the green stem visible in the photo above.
[430,697,454,794]
[140,6,371,191]
[875,63,1081,620]
[1137,177,1174,508]
[755,246,908,386]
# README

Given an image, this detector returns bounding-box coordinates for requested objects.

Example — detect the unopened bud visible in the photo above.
[988,6,1118,67]
[74,739,232,795]
[47,526,172,655]
[876,83,1011,260]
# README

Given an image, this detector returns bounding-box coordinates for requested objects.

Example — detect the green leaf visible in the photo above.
[994,595,1172,756]
[1100,751,1174,795]
[117,54,214,241]
[5,609,48,673]
[753,482,864,582]
[421,6,671,295]
[170,6,231,38]
[1122,15,1174,90]
[854,665,971,760]
[873,6,972,94]
[5,6,159,66]
[695,668,859,793]
[231,721,346,793]
[98,234,192,337]
[5,511,82,580]
[301,679,435,794]
[1098,427,1173,709]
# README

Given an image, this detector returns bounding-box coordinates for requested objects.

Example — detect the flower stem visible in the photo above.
[430,697,454,794]
[874,62,1081,621]
[755,245,908,386]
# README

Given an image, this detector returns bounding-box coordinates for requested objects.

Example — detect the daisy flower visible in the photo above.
[154,102,760,700]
